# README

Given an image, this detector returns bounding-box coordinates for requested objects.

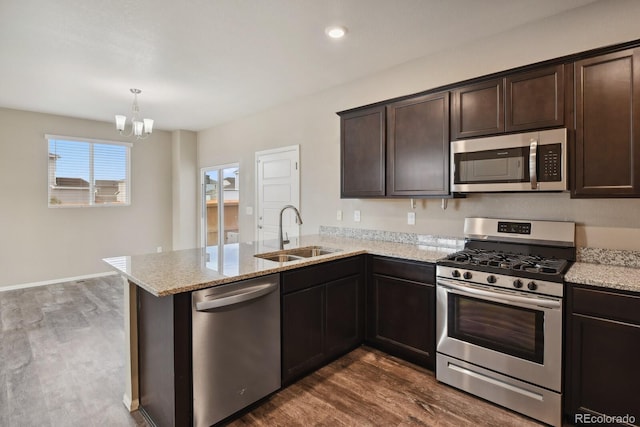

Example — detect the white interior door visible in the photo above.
[256,145,300,251]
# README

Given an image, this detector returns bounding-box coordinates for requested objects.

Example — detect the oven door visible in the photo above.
[436,278,562,391]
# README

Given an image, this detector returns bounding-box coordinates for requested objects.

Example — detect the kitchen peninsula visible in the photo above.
[104,232,460,426]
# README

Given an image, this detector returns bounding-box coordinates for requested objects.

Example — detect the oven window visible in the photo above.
[448,294,544,364]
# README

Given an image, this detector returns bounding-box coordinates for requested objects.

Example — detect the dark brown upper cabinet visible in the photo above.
[452,79,504,139]
[452,64,565,139]
[386,92,450,197]
[573,48,640,197]
[340,106,386,198]
[505,64,564,132]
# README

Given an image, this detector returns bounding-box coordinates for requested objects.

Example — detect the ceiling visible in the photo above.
[0,0,598,132]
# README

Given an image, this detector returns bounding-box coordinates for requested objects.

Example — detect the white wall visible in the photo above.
[172,130,198,250]
[0,108,173,288]
[198,0,640,250]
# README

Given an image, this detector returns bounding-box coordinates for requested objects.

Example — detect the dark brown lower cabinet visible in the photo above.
[281,285,325,381]
[366,256,435,369]
[565,284,640,426]
[281,256,365,384]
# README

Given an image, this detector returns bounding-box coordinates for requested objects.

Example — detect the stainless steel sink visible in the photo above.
[257,253,306,262]
[255,246,341,262]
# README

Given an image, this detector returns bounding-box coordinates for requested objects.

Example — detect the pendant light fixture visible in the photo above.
[115,88,154,139]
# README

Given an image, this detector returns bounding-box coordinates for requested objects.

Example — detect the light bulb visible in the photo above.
[325,26,347,39]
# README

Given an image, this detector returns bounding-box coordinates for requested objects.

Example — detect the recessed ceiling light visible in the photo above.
[325,25,348,39]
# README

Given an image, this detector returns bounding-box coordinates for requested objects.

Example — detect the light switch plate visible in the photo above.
[246,206,253,215]
[337,210,343,221]
[354,210,361,222]
[407,212,416,225]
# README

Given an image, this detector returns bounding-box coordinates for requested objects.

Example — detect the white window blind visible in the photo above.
[47,135,131,207]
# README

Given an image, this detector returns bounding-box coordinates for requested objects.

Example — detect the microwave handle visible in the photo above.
[529,139,538,190]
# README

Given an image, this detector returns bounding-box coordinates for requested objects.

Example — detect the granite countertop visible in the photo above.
[104,234,458,297]
[565,263,640,293]
[565,247,640,293]
[104,229,640,296]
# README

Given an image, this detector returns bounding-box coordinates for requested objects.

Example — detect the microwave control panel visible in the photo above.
[539,143,562,182]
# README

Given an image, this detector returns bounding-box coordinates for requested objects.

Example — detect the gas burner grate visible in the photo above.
[444,248,568,275]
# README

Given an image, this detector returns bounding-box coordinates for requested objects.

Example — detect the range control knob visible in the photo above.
[528,281,538,291]
[463,271,473,280]
[451,270,461,278]
[487,275,497,284]
[513,279,523,289]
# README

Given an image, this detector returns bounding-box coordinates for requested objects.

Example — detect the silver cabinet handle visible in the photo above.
[437,278,561,309]
[196,282,278,311]
[529,139,538,190]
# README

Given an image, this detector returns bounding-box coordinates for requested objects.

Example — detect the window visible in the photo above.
[47,135,131,207]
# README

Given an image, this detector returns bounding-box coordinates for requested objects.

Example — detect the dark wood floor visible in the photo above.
[230,347,544,427]
[1,276,544,426]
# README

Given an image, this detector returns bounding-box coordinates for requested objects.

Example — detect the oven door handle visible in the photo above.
[438,279,561,309]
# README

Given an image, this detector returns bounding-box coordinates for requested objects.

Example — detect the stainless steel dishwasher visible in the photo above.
[192,274,280,426]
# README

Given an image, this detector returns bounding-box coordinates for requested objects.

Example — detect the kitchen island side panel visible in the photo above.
[137,284,192,427]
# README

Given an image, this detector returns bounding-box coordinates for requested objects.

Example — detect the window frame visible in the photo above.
[46,134,132,208]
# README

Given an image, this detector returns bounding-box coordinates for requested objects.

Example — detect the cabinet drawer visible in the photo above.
[282,256,363,294]
[371,256,434,284]
[571,285,640,324]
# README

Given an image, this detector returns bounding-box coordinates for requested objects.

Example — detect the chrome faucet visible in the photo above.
[279,205,303,250]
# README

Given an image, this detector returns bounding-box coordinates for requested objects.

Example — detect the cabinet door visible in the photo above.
[574,49,640,197]
[505,65,564,132]
[568,314,640,424]
[340,106,386,198]
[325,275,363,359]
[282,286,325,384]
[387,92,450,196]
[367,271,435,369]
[452,79,504,139]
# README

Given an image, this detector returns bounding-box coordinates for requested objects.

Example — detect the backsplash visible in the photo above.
[319,226,464,251]
[319,226,640,269]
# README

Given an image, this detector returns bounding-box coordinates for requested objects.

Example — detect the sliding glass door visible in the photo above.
[202,164,240,248]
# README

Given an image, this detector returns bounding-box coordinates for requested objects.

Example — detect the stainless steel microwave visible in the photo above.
[451,128,567,193]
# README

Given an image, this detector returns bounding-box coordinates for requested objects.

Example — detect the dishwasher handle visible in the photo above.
[195,281,278,311]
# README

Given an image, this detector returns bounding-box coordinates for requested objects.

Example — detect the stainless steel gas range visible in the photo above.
[436,217,575,427]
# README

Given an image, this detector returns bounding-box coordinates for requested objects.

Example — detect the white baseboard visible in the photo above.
[123,393,140,412]
[0,271,117,292]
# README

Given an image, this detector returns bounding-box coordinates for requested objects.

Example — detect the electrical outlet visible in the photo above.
[337,210,343,221]
[157,246,163,253]
[354,210,361,222]
[407,212,416,225]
